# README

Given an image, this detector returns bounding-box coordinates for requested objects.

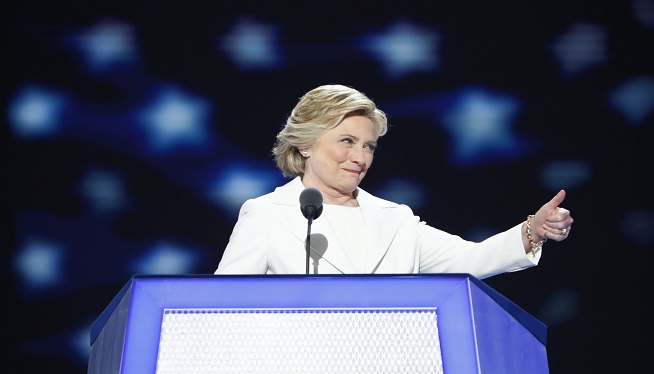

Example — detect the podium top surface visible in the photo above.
[90,273,546,346]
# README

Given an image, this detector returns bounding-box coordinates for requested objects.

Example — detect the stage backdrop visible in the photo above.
[6,0,653,372]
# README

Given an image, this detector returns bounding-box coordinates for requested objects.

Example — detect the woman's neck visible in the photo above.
[324,195,359,207]
[301,179,359,207]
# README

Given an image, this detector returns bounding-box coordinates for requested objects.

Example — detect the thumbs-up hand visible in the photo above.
[531,190,574,243]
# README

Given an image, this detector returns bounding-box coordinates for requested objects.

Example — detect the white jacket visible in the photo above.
[216,177,540,279]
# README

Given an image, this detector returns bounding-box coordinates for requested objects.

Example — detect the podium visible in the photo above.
[88,274,548,373]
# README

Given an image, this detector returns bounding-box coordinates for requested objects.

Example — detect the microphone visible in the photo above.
[299,187,323,274]
[300,187,323,220]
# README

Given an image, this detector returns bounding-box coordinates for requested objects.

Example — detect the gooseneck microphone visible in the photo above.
[300,187,323,220]
[299,187,323,274]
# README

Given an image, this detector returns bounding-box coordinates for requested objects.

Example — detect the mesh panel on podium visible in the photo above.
[157,309,443,373]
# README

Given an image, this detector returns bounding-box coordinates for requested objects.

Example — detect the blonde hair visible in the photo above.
[272,84,388,178]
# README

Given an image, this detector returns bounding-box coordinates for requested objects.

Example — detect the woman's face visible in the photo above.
[302,114,378,198]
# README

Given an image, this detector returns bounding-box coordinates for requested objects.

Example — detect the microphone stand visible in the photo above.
[305,215,314,275]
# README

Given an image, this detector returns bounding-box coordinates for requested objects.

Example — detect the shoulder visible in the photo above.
[357,188,414,213]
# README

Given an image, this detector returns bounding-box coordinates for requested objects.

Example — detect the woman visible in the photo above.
[215,84,573,278]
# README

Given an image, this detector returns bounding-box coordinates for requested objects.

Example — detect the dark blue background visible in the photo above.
[6,0,653,372]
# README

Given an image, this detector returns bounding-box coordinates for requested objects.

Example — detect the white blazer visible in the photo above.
[216,177,540,279]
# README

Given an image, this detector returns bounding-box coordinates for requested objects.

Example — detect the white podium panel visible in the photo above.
[157,309,443,373]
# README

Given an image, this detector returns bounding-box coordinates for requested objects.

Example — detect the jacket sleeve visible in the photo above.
[215,198,269,274]
[417,222,541,279]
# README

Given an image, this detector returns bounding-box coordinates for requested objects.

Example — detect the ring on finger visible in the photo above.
[561,228,567,235]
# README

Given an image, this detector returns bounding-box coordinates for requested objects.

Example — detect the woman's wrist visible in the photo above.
[525,214,546,255]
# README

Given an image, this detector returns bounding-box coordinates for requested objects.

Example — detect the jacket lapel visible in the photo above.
[357,189,404,273]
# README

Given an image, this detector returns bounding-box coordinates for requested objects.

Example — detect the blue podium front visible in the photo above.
[88,274,548,373]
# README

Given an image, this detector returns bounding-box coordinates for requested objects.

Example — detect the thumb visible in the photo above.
[543,189,566,211]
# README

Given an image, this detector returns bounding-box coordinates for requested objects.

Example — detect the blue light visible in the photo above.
[358,21,440,79]
[539,160,592,190]
[71,323,92,363]
[373,178,427,210]
[69,18,139,73]
[608,75,654,125]
[220,16,282,70]
[136,86,212,154]
[207,163,283,214]
[14,238,66,290]
[132,242,199,275]
[8,85,67,138]
[77,168,129,214]
[440,88,528,166]
[550,22,608,77]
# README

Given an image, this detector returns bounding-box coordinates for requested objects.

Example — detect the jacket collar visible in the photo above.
[271,177,403,273]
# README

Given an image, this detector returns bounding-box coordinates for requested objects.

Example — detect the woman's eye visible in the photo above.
[365,144,377,152]
[341,138,353,144]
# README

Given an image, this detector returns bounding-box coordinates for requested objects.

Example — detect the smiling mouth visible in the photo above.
[343,168,362,175]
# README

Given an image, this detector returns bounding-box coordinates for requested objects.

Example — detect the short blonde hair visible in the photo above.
[272,84,388,178]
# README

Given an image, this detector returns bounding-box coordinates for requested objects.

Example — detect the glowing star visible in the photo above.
[551,22,607,77]
[137,87,211,153]
[78,169,129,214]
[72,19,138,72]
[208,164,282,214]
[539,160,592,190]
[14,238,65,288]
[133,242,197,274]
[609,75,654,125]
[220,17,281,70]
[8,85,66,138]
[359,21,440,79]
[440,88,526,165]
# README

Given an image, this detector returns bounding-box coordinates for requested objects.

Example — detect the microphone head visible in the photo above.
[299,187,323,219]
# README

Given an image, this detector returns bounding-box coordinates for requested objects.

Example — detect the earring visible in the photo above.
[301,151,309,157]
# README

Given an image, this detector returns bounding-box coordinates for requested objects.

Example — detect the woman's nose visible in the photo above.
[350,147,365,163]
